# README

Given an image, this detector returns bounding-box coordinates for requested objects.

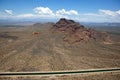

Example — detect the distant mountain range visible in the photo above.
[81,22,120,27]
[0,19,57,25]
[0,19,120,26]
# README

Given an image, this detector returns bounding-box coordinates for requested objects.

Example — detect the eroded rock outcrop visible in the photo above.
[52,18,112,44]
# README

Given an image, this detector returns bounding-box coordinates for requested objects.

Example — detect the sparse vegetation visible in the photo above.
[0,19,120,79]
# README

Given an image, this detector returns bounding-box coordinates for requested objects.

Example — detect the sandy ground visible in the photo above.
[0,25,120,72]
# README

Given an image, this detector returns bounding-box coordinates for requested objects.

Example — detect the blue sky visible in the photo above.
[0,0,120,22]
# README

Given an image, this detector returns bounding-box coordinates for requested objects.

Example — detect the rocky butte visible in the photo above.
[51,18,112,44]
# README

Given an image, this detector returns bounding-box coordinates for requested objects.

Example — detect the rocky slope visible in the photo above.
[52,18,112,44]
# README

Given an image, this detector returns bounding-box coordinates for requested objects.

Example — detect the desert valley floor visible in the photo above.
[0,19,120,80]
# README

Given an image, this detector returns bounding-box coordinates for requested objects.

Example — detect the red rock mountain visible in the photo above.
[52,18,112,44]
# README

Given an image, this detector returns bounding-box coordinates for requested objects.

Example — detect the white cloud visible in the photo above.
[56,9,78,15]
[17,13,35,18]
[1,7,120,22]
[33,7,74,19]
[5,9,13,15]
[116,10,120,15]
[83,13,100,16]
[2,7,78,20]
[99,9,119,16]
[34,7,54,15]
[15,13,67,19]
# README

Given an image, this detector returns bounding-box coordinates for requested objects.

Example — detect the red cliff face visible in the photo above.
[52,18,111,44]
